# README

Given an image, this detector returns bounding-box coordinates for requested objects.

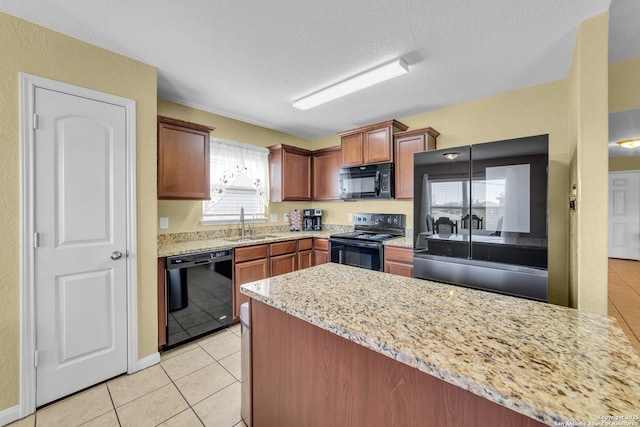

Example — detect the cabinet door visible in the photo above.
[312,148,341,200]
[341,133,363,166]
[271,253,297,277]
[283,149,312,200]
[298,250,313,270]
[384,260,414,277]
[363,127,392,164]
[158,121,211,200]
[234,258,269,318]
[395,135,425,199]
[314,250,329,266]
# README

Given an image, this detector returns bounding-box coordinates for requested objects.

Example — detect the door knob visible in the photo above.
[111,251,123,260]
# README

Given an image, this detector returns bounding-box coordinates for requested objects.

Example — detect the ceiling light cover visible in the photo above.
[617,139,640,149]
[293,58,409,111]
[443,152,460,160]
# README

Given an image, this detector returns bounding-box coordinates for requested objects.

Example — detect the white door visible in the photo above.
[608,171,640,260]
[34,87,128,406]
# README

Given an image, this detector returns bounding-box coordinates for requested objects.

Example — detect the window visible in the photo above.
[202,138,269,225]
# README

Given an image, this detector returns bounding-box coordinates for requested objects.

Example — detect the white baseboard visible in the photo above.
[0,405,20,427]
[135,352,160,371]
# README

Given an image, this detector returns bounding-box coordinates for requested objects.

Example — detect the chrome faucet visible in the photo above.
[240,207,245,238]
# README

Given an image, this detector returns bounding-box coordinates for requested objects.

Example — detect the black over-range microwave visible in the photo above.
[339,163,394,200]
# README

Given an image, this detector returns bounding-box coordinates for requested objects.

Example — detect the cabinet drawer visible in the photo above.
[234,244,269,262]
[298,238,313,251]
[271,241,298,256]
[313,238,329,251]
[384,246,413,263]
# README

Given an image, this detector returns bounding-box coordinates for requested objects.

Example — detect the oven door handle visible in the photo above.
[330,238,382,249]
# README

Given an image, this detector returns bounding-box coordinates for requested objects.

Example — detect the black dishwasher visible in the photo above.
[165,249,233,348]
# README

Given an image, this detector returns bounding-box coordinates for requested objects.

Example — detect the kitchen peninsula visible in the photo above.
[241,263,640,427]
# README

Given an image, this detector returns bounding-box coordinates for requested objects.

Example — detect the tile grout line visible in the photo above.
[156,362,206,427]
[103,382,122,427]
[608,297,640,344]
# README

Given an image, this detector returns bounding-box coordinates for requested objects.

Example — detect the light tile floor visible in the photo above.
[608,258,640,355]
[11,260,638,426]
[10,324,247,427]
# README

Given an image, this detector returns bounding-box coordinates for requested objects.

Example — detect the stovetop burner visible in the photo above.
[333,231,395,241]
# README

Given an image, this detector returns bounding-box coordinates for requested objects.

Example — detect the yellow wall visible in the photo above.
[567,12,609,314]
[609,156,640,171]
[609,56,640,113]
[312,81,571,306]
[157,100,312,233]
[0,12,158,411]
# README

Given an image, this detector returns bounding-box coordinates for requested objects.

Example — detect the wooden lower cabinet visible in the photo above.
[384,246,414,278]
[298,239,313,270]
[251,300,544,427]
[271,253,297,276]
[313,238,329,265]
[233,245,269,319]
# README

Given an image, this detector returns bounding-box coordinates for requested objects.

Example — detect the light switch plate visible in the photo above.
[270,213,278,223]
[284,213,290,222]
[159,217,169,229]
[348,213,353,222]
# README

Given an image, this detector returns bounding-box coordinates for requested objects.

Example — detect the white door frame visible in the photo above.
[19,73,138,417]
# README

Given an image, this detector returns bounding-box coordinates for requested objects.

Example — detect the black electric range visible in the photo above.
[329,213,406,271]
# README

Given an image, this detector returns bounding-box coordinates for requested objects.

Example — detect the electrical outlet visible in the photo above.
[284,213,290,222]
[270,213,278,223]
[159,217,169,229]
[347,213,353,222]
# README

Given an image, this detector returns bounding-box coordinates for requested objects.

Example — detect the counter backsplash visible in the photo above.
[158,223,355,245]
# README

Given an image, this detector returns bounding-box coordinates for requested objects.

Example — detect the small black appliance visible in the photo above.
[303,208,323,231]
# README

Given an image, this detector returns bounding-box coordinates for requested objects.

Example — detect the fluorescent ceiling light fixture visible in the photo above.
[617,139,640,149]
[292,58,409,111]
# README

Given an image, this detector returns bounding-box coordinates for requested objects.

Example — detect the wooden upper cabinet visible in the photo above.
[364,127,392,164]
[393,127,439,200]
[269,144,312,202]
[338,119,408,166]
[157,116,215,200]
[312,146,341,200]
[340,133,364,167]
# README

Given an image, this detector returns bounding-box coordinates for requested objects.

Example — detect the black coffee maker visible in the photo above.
[302,209,322,231]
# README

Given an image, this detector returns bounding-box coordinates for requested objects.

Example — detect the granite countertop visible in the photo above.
[158,230,334,257]
[383,236,413,248]
[240,263,640,426]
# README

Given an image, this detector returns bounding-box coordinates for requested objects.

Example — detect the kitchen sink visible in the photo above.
[225,235,280,243]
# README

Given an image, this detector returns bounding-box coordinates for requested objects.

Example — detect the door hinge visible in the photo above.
[34,350,38,367]
[32,113,39,130]
[33,232,40,248]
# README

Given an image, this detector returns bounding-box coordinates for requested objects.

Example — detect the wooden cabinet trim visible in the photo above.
[393,126,440,139]
[337,119,408,137]
[158,115,216,132]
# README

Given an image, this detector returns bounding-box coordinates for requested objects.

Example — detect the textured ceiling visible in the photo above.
[0,0,627,142]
